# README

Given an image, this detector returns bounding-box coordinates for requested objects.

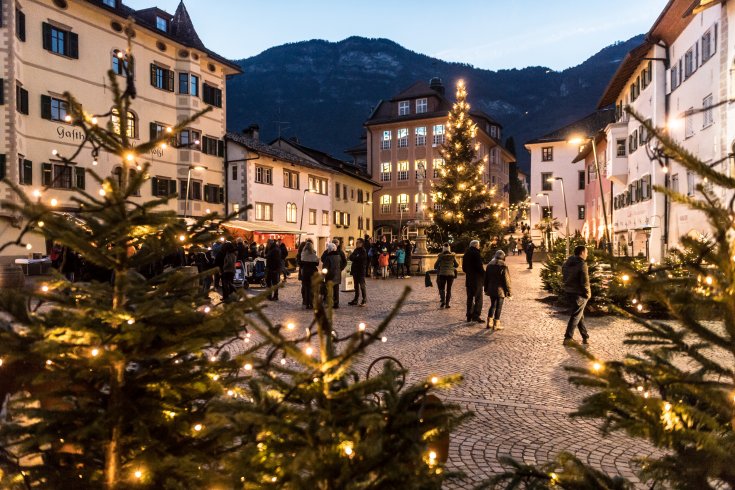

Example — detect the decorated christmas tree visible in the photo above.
[0,41,465,489]
[431,80,500,242]
[490,109,735,488]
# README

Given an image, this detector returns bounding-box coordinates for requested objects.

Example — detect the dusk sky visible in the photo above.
[126,0,667,71]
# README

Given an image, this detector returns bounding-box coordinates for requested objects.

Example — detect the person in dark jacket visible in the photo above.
[321,242,342,309]
[235,238,247,262]
[265,240,282,301]
[562,245,591,345]
[299,240,319,309]
[484,250,511,330]
[348,238,367,306]
[278,240,290,282]
[525,241,536,269]
[462,240,486,323]
[403,240,413,277]
[221,242,237,301]
[434,243,458,309]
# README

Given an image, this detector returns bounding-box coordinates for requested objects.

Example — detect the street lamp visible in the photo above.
[536,192,551,214]
[547,177,570,257]
[298,188,316,244]
[185,165,207,218]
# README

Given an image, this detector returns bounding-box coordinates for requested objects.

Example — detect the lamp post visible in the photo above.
[398,205,404,241]
[298,188,316,244]
[547,177,570,257]
[185,165,207,218]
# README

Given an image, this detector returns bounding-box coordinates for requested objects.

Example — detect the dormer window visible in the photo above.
[416,98,427,114]
[398,100,410,116]
[156,16,168,32]
[101,0,116,7]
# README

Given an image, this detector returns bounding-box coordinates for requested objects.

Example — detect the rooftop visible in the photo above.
[525,108,616,146]
[226,133,334,173]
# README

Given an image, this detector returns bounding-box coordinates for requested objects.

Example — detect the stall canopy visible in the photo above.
[221,220,309,250]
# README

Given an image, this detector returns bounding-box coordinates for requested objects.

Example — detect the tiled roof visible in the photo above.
[525,108,615,145]
[389,81,443,102]
[226,133,334,173]
[597,41,652,108]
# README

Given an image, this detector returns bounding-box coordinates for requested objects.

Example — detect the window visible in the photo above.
[201,136,224,156]
[416,98,427,113]
[16,85,28,115]
[629,131,638,152]
[397,128,408,148]
[380,194,392,214]
[18,158,32,185]
[381,130,392,150]
[703,95,714,128]
[343,184,348,200]
[202,83,222,108]
[190,75,199,97]
[640,174,651,200]
[380,162,392,182]
[366,218,370,230]
[42,23,78,58]
[111,109,137,138]
[178,179,202,201]
[684,48,696,79]
[671,63,680,90]
[102,0,116,6]
[231,165,237,181]
[415,159,426,179]
[541,206,553,219]
[397,161,409,181]
[255,202,273,221]
[322,210,329,225]
[111,50,130,76]
[156,16,168,32]
[686,171,696,196]
[432,124,445,145]
[415,126,426,146]
[309,209,317,225]
[286,203,297,223]
[702,26,716,62]
[578,170,585,190]
[616,138,626,157]
[335,182,341,199]
[308,175,328,195]
[204,184,223,203]
[398,101,410,116]
[414,193,427,212]
[179,72,189,94]
[577,205,586,220]
[178,129,201,149]
[685,109,695,138]
[541,147,553,161]
[179,73,199,96]
[283,169,299,189]
[541,172,552,191]
[255,166,273,185]
[16,8,25,42]
[150,64,174,91]
[433,158,444,178]
[40,95,68,122]
[671,173,679,194]
[151,177,177,197]
[397,194,409,213]
[41,163,84,189]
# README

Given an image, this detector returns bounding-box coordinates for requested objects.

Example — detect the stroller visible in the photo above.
[232,261,249,289]
[247,258,267,287]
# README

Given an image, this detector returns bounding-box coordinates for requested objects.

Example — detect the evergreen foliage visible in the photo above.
[431,80,500,242]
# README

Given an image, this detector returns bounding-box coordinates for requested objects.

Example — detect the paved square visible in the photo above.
[239,254,656,488]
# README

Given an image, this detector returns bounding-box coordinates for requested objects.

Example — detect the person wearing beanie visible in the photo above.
[434,243,459,309]
[484,249,511,330]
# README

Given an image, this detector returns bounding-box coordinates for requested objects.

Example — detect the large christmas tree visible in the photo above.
[0,41,465,489]
[490,109,735,488]
[431,80,500,242]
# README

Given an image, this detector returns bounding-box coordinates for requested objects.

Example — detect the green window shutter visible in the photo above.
[217,139,224,157]
[42,163,52,186]
[22,160,32,185]
[16,9,26,42]
[41,95,52,120]
[150,64,157,87]
[42,22,51,51]
[149,122,158,140]
[219,187,224,203]
[20,88,28,115]
[166,69,174,92]
[0,79,4,106]
[75,167,85,189]
[151,177,159,196]
[0,155,6,180]
[68,31,79,59]
[168,179,176,196]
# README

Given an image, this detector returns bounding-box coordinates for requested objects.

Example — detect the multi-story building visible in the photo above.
[526,110,615,243]
[597,0,723,260]
[572,135,613,245]
[364,78,513,241]
[0,0,240,257]
[271,137,379,249]
[226,129,333,252]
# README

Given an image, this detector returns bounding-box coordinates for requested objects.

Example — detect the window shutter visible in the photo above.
[0,155,6,180]
[168,179,176,196]
[41,95,52,120]
[150,64,157,87]
[42,22,51,50]
[0,79,4,105]
[150,122,158,140]
[166,69,174,92]
[151,177,159,196]
[42,163,52,186]
[20,88,28,115]
[23,160,32,185]
[75,167,85,189]
[203,84,211,105]
[68,32,79,59]
[16,9,26,42]
[217,139,224,157]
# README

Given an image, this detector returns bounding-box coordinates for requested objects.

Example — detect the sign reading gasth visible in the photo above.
[56,126,165,158]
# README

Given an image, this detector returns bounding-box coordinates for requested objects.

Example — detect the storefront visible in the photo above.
[221,220,307,252]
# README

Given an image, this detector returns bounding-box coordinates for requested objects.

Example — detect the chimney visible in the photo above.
[429,77,445,96]
[242,124,260,141]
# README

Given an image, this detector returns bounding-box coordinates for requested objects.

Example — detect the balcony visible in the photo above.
[605,122,629,186]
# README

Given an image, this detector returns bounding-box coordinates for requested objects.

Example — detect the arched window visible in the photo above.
[286,202,297,223]
[111,108,137,138]
[397,193,409,213]
[380,194,392,214]
[111,49,130,76]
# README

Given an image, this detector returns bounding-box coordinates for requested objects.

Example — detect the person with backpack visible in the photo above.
[484,250,511,330]
[434,243,458,309]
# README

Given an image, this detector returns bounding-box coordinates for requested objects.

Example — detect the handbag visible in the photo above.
[424,271,433,288]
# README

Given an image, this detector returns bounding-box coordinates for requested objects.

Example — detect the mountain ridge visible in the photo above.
[226,34,644,170]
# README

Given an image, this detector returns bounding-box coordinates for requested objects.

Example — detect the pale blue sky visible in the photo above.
[125,0,667,70]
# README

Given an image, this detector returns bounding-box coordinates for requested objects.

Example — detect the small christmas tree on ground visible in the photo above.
[490,108,735,488]
[0,40,466,489]
[431,80,499,244]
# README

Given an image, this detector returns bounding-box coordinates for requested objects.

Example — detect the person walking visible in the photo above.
[265,240,282,301]
[525,240,536,269]
[221,242,237,301]
[562,245,591,345]
[484,250,511,330]
[462,240,485,323]
[321,242,342,309]
[434,243,458,309]
[509,237,517,256]
[299,240,319,309]
[348,238,367,306]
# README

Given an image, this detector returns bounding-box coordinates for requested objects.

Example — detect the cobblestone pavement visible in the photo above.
[237,254,657,488]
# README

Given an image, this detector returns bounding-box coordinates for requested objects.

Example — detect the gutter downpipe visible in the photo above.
[656,39,671,261]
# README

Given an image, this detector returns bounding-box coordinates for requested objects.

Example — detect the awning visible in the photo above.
[222,220,306,235]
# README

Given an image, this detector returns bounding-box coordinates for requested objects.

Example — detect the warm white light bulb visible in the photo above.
[358,322,366,332]
[91,348,99,357]
[244,363,253,371]
[50,198,58,207]
[286,323,295,330]
[305,346,314,356]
